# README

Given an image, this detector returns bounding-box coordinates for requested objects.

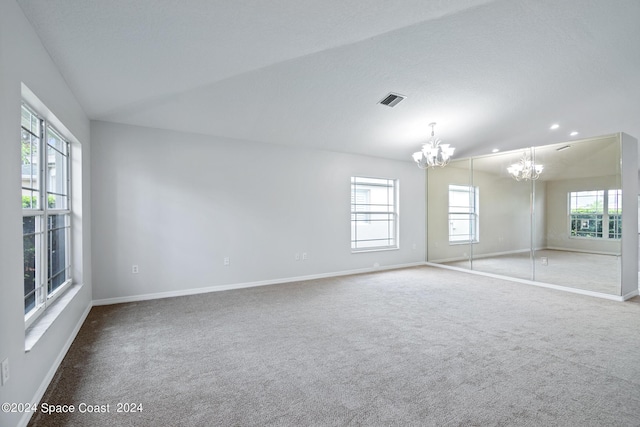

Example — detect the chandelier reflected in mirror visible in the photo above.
[412,122,455,169]
[507,151,543,181]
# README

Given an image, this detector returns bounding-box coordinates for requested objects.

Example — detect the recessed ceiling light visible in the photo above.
[550,124,560,130]
[570,131,579,136]
[492,148,500,153]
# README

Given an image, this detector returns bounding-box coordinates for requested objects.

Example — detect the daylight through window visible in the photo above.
[448,184,479,244]
[22,103,72,327]
[569,190,621,239]
[351,177,398,251]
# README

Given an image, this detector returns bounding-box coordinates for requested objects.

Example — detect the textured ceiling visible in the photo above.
[17,0,640,161]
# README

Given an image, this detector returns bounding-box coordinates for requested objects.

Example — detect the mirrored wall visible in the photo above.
[426,134,638,298]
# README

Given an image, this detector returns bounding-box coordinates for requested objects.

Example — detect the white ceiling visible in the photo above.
[17,0,640,161]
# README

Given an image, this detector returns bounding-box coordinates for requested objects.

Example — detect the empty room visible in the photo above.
[1,1,640,426]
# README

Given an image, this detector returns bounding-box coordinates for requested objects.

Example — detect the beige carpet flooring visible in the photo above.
[28,266,640,426]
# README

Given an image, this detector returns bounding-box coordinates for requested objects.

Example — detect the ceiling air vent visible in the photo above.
[378,92,406,107]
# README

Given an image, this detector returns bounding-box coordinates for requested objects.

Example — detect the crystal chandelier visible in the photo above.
[412,122,455,169]
[507,152,543,181]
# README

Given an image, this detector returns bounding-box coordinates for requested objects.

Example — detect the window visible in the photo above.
[607,189,622,239]
[448,185,479,244]
[569,189,621,239]
[351,177,398,251]
[21,103,72,326]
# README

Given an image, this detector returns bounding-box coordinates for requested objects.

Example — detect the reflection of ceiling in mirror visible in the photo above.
[446,135,620,181]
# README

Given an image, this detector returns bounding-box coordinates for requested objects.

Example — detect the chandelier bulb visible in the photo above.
[411,122,454,169]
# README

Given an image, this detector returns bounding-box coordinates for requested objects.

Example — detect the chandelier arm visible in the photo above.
[507,152,543,181]
[411,122,455,169]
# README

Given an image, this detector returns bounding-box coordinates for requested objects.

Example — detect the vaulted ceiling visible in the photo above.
[17,0,640,161]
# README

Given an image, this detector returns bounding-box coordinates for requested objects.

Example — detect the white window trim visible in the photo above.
[448,184,479,245]
[568,189,621,240]
[22,102,73,329]
[351,176,399,252]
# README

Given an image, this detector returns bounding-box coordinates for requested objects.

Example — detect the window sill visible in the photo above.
[351,247,399,254]
[569,236,620,241]
[25,283,83,352]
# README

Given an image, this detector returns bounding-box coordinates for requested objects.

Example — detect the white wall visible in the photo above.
[470,168,546,257]
[90,121,425,302]
[0,1,92,426]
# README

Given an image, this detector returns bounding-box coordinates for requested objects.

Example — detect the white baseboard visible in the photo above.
[19,302,92,427]
[429,248,533,264]
[430,247,621,264]
[92,262,426,306]
[622,288,639,300]
[545,246,620,256]
[424,262,627,302]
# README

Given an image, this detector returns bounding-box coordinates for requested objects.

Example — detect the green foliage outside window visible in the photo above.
[22,195,55,209]
[569,190,621,239]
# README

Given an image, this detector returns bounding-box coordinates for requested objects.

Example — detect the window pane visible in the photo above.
[448,185,478,243]
[351,177,397,250]
[46,126,68,155]
[449,185,475,213]
[351,189,370,222]
[46,134,69,210]
[48,214,69,294]
[22,190,40,209]
[570,190,604,213]
[608,189,622,214]
[21,104,41,136]
[352,214,396,249]
[608,190,622,239]
[22,119,40,210]
[570,214,603,237]
[22,103,74,323]
[352,215,396,248]
[569,190,620,239]
[23,216,37,314]
[47,193,67,209]
[609,215,622,239]
[449,214,475,242]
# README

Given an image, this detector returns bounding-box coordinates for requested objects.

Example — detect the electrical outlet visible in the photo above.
[295,253,300,261]
[224,257,230,266]
[1,358,9,385]
[132,265,139,274]
[302,252,308,260]
[541,257,548,266]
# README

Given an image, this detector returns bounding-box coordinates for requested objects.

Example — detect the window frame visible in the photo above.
[22,102,73,329]
[350,176,399,252]
[568,189,621,240]
[448,184,479,245]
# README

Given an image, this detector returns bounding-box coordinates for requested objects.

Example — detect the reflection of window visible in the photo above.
[448,185,479,244]
[608,189,622,239]
[351,177,397,251]
[21,103,72,327]
[569,190,621,239]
